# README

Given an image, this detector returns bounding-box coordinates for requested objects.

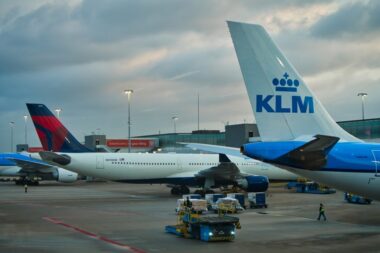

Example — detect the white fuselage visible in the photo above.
[37,153,297,182]
[284,166,380,201]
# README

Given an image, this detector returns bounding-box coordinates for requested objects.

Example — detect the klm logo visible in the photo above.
[256,73,314,113]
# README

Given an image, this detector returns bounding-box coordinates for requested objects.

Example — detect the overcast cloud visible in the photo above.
[0,0,379,152]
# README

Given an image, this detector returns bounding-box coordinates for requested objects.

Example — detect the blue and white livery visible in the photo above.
[0,153,78,184]
[228,21,380,200]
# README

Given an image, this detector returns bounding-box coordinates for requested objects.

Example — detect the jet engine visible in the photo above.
[237,175,269,192]
[55,168,78,183]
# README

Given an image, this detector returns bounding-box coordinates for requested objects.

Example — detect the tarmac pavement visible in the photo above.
[0,181,379,253]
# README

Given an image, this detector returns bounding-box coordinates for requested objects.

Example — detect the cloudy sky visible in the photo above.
[1,0,380,152]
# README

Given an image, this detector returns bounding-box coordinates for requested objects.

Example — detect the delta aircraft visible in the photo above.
[228,21,380,200]
[0,153,78,185]
[26,103,297,195]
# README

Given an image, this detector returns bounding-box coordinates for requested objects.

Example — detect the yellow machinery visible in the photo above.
[166,207,241,242]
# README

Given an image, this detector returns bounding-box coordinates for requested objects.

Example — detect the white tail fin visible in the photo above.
[227,21,359,142]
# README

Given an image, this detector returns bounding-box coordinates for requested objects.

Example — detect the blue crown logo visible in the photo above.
[272,72,299,92]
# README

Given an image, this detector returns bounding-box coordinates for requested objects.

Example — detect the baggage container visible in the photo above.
[182,194,202,200]
[212,197,244,213]
[176,198,208,213]
[227,193,245,208]
[205,194,225,207]
[344,192,372,204]
[248,192,267,208]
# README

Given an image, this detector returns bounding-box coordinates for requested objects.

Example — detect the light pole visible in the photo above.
[172,116,179,148]
[221,121,229,131]
[24,115,28,145]
[9,122,15,152]
[124,89,133,153]
[197,93,200,131]
[357,93,368,120]
[172,116,178,133]
[55,108,62,119]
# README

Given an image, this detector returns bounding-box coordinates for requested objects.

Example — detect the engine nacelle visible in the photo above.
[237,175,269,192]
[55,168,78,183]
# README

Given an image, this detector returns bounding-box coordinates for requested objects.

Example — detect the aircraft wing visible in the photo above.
[167,171,198,178]
[39,151,71,166]
[6,157,54,173]
[168,154,245,181]
[167,154,246,181]
[196,154,248,181]
[182,143,249,158]
[275,135,340,170]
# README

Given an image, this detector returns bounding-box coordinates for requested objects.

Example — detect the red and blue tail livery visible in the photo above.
[27,104,93,153]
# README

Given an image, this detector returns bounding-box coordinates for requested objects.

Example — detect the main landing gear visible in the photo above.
[15,178,39,186]
[170,185,190,195]
[194,189,215,196]
[169,186,215,196]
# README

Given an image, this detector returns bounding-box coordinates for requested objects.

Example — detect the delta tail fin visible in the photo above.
[26,103,93,152]
[227,21,359,142]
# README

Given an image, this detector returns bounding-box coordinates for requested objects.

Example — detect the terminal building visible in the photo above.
[337,118,380,142]
[19,118,380,153]
[136,130,225,152]
[108,118,380,152]
[82,130,224,153]
[225,124,260,147]
[83,135,159,153]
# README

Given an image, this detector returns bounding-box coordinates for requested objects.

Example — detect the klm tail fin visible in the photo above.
[26,104,93,152]
[227,21,359,142]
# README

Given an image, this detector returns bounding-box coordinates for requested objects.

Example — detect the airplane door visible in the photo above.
[371,150,380,177]
[96,156,104,169]
[176,158,182,171]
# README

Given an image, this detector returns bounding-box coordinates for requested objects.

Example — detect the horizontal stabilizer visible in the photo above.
[276,135,339,170]
[39,151,71,166]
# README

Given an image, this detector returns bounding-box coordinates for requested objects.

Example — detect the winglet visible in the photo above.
[219,153,232,163]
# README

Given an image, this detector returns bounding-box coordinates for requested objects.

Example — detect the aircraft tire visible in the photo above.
[180,186,190,194]
[170,187,181,195]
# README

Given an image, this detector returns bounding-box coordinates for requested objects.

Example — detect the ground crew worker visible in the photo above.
[24,184,28,193]
[184,197,192,209]
[317,203,326,221]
